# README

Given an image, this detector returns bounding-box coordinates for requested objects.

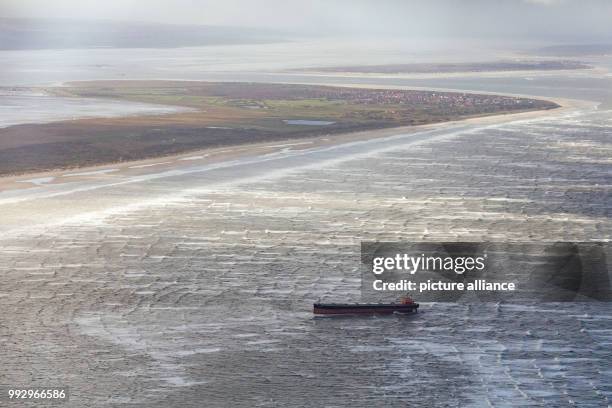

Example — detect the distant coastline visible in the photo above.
[294,60,591,75]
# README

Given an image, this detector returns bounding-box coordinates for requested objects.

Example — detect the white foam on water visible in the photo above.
[179,155,208,161]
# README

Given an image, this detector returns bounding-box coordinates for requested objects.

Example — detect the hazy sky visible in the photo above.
[2,0,612,41]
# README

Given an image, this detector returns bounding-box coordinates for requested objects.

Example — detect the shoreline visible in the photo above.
[0,90,591,193]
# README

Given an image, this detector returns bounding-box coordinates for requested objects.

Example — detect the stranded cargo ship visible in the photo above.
[313,296,419,315]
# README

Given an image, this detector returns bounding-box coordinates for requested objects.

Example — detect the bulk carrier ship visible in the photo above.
[313,296,419,315]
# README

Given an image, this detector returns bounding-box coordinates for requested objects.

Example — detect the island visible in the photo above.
[0,81,559,176]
